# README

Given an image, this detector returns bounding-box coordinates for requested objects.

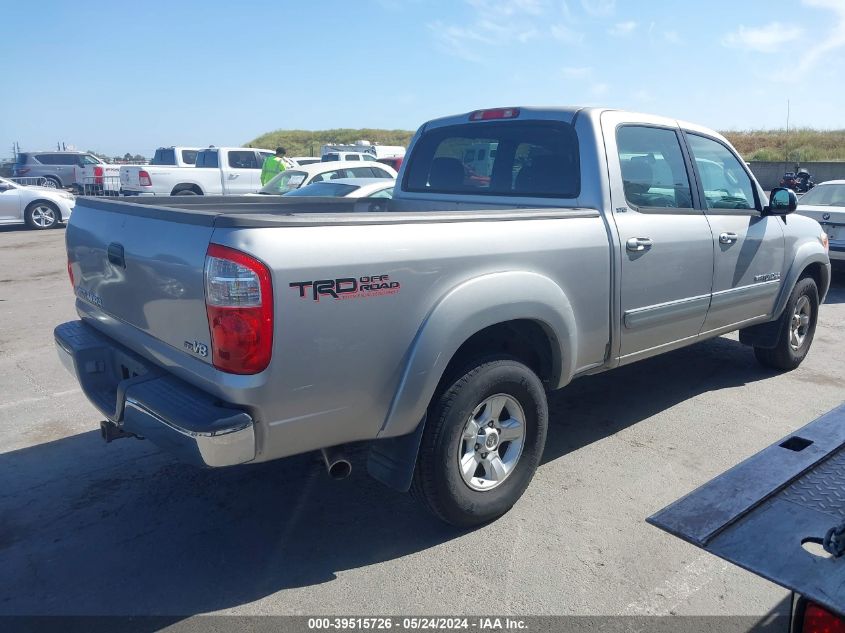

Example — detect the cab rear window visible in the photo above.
[404,121,580,198]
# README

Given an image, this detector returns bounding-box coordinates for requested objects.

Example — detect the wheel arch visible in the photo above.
[170,183,204,195]
[378,271,576,441]
[774,246,831,317]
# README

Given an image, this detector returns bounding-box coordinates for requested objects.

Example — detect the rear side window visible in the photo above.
[180,150,198,165]
[323,153,340,162]
[35,154,67,165]
[616,126,693,209]
[228,150,258,169]
[153,149,176,165]
[404,121,580,198]
[196,150,219,168]
[345,154,360,161]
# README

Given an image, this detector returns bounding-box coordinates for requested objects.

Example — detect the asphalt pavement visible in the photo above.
[1,224,843,625]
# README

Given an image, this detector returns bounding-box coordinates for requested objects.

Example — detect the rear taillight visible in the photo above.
[67,259,75,288]
[469,107,520,121]
[138,170,152,187]
[94,165,104,185]
[803,603,845,633]
[204,244,273,374]
[16,167,30,176]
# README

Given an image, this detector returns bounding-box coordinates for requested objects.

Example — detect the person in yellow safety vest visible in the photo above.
[261,146,288,185]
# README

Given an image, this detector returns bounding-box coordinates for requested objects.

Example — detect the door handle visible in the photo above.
[626,237,653,252]
[719,232,738,244]
[228,173,239,179]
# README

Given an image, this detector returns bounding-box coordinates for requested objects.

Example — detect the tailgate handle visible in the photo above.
[107,242,126,268]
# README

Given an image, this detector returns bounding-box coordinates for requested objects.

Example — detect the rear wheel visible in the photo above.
[754,277,819,371]
[42,176,61,189]
[173,188,198,196]
[24,201,60,230]
[412,357,548,527]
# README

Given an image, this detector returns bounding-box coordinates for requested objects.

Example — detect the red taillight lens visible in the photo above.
[138,170,152,187]
[16,167,31,176]
[94,165,104,185]
[204,244,273,374]
[67,259,75,288]
[804,603,845,633]
[469,107,520,121]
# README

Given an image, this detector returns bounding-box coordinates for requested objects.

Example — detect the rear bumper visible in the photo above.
[54,320,256,467]
[829,240,845,261]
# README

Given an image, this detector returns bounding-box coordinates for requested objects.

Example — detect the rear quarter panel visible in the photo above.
[213,214,611,461]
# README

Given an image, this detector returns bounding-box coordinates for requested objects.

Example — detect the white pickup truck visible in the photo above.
[120,147,274,196]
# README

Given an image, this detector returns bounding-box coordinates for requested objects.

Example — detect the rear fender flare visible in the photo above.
[379,271,577,440]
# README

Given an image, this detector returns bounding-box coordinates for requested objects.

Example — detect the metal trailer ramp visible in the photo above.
[649,402,845,616]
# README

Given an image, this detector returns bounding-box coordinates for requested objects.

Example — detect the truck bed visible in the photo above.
[78,195,597,227]
[649,403,845,616]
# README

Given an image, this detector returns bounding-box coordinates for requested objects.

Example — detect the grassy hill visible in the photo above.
[245,128,415,158]
[245,127,845,162]
[721,128,845,162]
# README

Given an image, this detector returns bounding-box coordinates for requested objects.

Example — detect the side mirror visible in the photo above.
[765,187,797,215]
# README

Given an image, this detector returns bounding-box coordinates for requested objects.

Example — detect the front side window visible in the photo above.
[363,154,376,161]
[617,126,693,209]
[80,154,100,165]
[228,150,258,169]
[686,134,756,211]
[404,121,580,198]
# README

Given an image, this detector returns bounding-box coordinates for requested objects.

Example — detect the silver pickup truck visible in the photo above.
[56,107,831,526]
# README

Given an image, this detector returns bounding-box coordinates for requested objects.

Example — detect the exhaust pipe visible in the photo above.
[100,420,137,443]
[320,445,352,480]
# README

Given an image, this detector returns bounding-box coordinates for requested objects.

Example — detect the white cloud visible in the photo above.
[580,0,615,17]
[429,0,582,61]
[561,66,592,78]
[550,22,585,43]
[591,82,609,96]
[664,30,681,44]
[608,21,637,36]
[795,0,845,71]
[721,22,803,53]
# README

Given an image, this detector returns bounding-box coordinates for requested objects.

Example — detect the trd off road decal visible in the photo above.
[289,275,400,302]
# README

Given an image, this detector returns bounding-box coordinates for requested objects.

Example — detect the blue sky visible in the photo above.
[3,0,845,157]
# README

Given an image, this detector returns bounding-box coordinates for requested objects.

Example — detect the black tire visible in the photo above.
[24,201,60,230]
[42,176,61,189]
[412,357,548,527]
[173,188,198,196]
[754,277,819,371]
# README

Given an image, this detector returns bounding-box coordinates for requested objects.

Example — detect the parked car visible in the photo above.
[377,156,403,171]
[0,176,74,229]
[796,180,845,262]
[289,157,321,167]
[321,151,378,162]
[149,147,200,166]
[281,178,394,199]
[257,161,397,195]
[120,147,275,196]
[13,151,104,189]
[56,106,830,527]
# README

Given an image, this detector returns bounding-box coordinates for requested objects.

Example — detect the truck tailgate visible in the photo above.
[120,165,142,188]
[649,403,845,616]
[67,200,215,364]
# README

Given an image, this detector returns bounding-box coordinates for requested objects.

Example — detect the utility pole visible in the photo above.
[785,100,792,170]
